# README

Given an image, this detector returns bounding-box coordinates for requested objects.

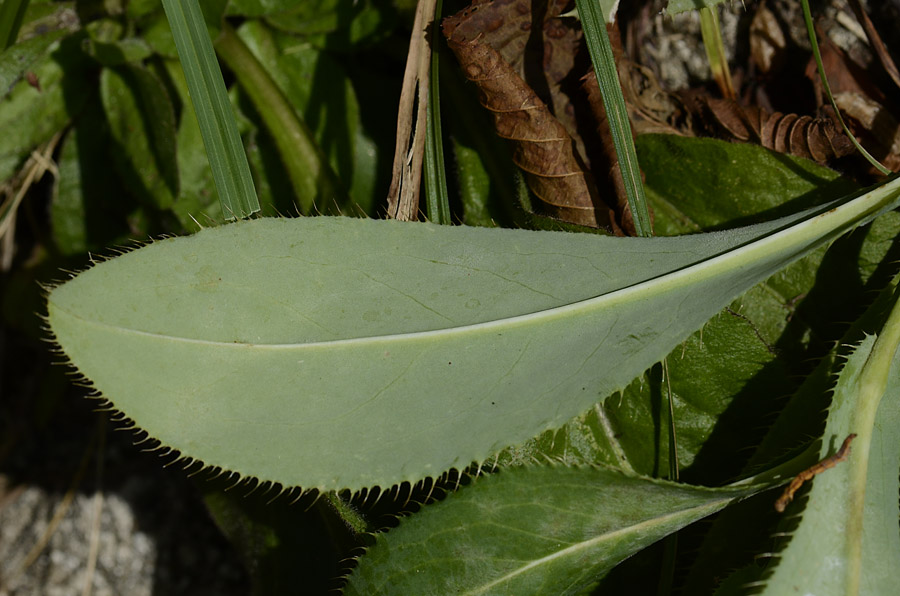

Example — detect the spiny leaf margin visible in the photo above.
[45,176,900,493]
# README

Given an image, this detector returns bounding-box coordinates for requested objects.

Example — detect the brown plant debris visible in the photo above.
[385,0,438,221]
[684,94,855,164]
[774,433,856,513]
[443,0,619,232]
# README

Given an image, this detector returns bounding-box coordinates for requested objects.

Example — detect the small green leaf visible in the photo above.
[345,465,759,595]
[100,65,179,209]
[47,173,900,492]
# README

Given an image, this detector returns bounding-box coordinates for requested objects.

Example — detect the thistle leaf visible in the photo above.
[45,170,900,492]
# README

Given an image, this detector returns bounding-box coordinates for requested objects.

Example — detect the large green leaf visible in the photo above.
[345,465,760,595]
[46,169,900,492]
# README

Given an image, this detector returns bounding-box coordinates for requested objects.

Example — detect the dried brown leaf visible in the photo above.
[443,1,619,231]
[685,95,855,164]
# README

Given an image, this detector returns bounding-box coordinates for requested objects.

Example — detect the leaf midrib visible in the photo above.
[460,497,735,596]
[50,177,900,349]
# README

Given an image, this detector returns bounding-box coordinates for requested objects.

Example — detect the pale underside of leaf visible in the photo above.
[46,176,900,492]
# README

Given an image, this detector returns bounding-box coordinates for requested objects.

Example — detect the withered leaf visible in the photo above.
[685,95,854,164]
[443,0,619,231]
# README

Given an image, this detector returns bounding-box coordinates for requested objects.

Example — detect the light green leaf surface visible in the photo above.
[46,172,900,492]
[757,283,900,595]
[345,465,759,595]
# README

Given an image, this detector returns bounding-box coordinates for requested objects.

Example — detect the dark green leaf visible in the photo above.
[345,465,759,595]
[0,0,28,50]
[51,102,129,255]
[228,0,396,50]
[100,64,179,209]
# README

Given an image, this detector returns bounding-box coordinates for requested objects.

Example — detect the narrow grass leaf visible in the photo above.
[160,0,259,219]
[575,0,652,236]
[423,0,451,225]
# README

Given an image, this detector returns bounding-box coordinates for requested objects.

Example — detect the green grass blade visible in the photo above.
[801,0,891,176]
[575,0,652,236]
[424,0,451,225]
[160,0,259,220]
[0,0,28,50]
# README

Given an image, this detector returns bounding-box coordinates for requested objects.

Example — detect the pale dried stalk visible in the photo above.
[386,0,437,220]
[0,133,62,270]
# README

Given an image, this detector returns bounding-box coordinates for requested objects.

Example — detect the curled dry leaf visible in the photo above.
[582,69,637,235]
[685,95,854,164]
[443,0,619,231]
